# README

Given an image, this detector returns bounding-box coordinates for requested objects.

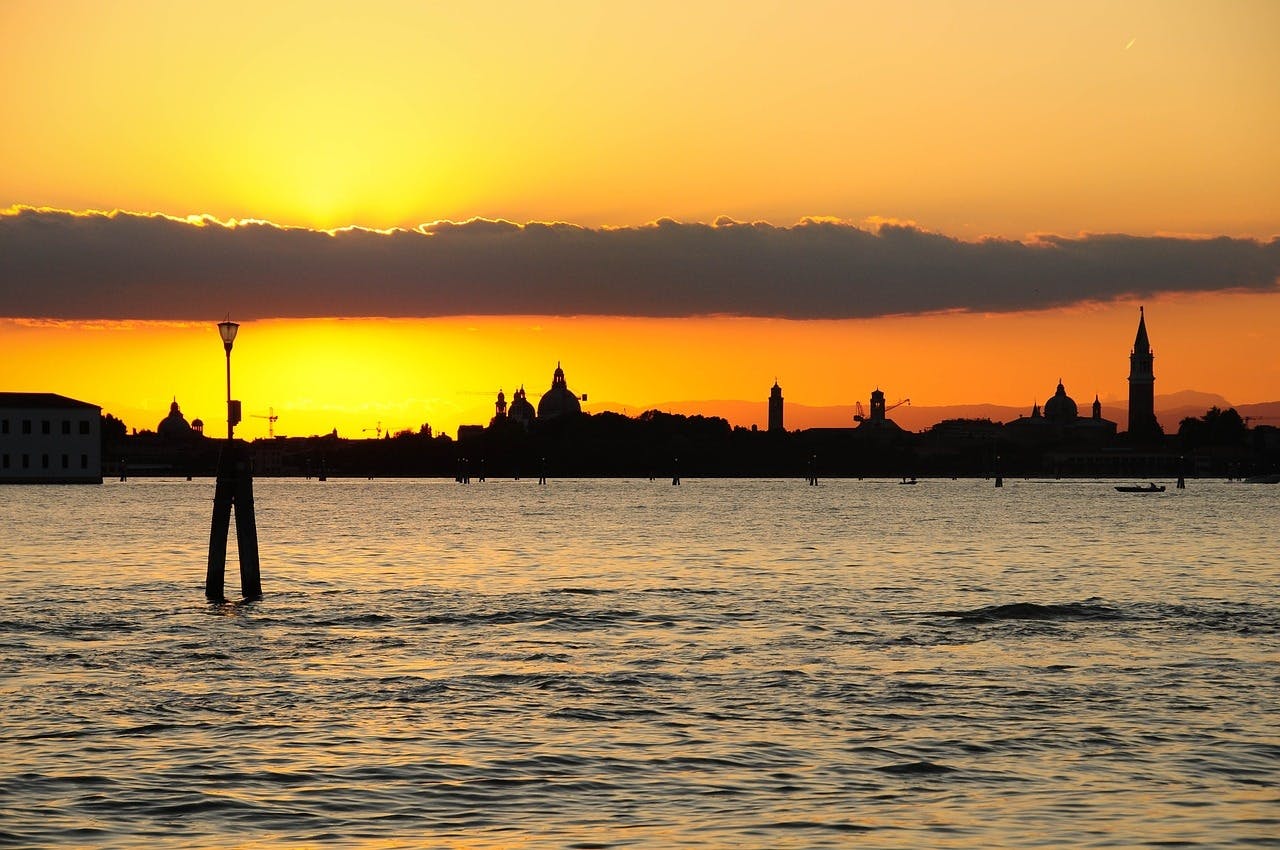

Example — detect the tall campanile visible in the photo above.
[768,381,784,432]
[1127,306,1160,439]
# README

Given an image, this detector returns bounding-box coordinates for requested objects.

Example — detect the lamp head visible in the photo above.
[218,320,239,353]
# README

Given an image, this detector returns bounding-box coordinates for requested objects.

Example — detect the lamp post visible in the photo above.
[218,320,239,441]
[208,318,260,601]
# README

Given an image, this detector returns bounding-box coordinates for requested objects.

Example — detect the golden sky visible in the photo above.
[4,1,1278,236]
[4,292,1275,439]
[2,1,1278,436]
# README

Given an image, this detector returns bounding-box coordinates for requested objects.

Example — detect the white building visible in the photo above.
[0,393,102,484]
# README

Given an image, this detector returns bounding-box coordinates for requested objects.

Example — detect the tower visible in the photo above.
[1127,306,1161,439]
[870,388,886,421]
[489,389,508,427]
[768,381,784,432]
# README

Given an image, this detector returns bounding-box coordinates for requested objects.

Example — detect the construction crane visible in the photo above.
[252,407,279,438]
[854,398,910,422]
[363,421,383,439]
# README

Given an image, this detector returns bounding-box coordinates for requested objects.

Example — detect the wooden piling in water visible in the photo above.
[206,441,262,602]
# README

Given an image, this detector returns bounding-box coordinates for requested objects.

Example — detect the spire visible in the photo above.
[1133,305,1151,354]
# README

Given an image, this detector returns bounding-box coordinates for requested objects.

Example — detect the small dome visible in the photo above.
[508,386,536,425]
[1043,380,1078,423]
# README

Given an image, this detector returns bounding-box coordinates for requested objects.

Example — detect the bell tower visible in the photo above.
[870,388,886,421]
[768,381,784,432]
[1127,306,1160,439]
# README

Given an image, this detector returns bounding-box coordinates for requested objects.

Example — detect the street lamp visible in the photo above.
[218,320,241,441]
[208,317,260,602]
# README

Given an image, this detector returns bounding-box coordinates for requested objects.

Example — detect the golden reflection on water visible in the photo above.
[1,479,1277,848]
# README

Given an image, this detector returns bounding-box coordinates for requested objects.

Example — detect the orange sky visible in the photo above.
[4,292,1275,439]
[2,1,1278,435]
[3,1,1279,237]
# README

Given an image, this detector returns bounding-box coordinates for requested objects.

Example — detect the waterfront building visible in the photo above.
[1006,380,1116,444]
[0,392,102,484]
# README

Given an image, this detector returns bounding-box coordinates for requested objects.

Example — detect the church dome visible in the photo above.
[537,362,582,419]
[1043,380,1079,423]
[508,386,536,426]
[157,399,193,439]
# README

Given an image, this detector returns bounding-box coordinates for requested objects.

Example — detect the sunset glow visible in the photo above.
[2,1,1278,434]
[6,291,1276,439]
[3,1,1279,236]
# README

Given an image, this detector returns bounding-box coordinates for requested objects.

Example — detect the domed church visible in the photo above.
[536,363,582,420]
[1007,380,1115,444]
[1042,380,1079,423]
[157,399,195,440]
[508,387,536,428]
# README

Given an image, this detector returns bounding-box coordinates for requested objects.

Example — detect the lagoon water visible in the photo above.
[1,478,1277,849]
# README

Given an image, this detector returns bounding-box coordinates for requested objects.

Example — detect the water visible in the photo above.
[2,478,1277,848]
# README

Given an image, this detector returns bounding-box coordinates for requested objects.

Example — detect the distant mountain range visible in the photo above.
[589,392,1280,434]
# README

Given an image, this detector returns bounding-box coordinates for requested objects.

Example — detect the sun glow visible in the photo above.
[3,2,1278,235]
[5,292,1277,440]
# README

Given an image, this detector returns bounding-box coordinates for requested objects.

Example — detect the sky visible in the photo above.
[2,0,1278,438]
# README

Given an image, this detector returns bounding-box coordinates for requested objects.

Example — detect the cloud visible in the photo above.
[1,206,1277,320]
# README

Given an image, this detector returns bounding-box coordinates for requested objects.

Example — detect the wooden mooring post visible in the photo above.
[206,440,262,602]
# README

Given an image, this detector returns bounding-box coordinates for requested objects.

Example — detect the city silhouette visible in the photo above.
[9,308,1274,484]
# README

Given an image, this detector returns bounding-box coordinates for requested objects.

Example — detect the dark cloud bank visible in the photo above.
[2,207,1277,320]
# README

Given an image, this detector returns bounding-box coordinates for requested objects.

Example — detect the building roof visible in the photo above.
[0,392,100,410]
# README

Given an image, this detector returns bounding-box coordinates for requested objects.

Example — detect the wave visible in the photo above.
[933,600,1127,623]
[930,599,1279,633]
[874,760,958,775]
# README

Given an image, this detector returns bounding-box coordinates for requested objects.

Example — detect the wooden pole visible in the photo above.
[205,440,261,602]
[206,445,235,602]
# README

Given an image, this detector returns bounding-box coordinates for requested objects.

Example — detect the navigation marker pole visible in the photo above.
[206,319,262,602]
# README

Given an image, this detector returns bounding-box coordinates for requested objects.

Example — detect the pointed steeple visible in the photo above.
[1133,305,1151,354]
[1127,306,1159,439]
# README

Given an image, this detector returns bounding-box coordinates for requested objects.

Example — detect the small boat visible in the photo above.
[1115,483,1165,493]
[1242,474,1280,484]
[899,476,918,485]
